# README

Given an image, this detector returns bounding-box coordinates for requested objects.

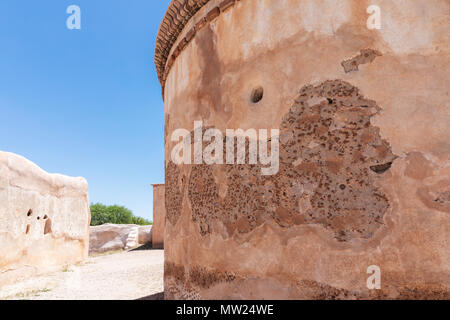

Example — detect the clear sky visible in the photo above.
[0,0,172,221]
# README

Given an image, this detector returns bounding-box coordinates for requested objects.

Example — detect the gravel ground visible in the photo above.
[0,249,164,300]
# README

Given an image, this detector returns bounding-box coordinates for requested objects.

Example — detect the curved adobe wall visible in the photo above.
[160,0,450,299]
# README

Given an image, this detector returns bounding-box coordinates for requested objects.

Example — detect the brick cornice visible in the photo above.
[155,0,239,98]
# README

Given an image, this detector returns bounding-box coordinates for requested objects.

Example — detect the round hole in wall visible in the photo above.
[27,209,33,217]
[250,86,264,104]
[37,217,41,220]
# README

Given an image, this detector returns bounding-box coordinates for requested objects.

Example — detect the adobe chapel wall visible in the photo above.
[158,0,450,299]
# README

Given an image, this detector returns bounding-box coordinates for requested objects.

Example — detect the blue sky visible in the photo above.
[0,0,172,221]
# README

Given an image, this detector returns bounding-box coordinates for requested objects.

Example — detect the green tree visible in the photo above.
[90,203,152,226]
[132,215,152,225]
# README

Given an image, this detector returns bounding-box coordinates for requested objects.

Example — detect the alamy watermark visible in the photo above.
[170,121,280,176]
[367,5,382,30]
[66,5,81,30]
[367,265,382,290]
[65,4,380,31]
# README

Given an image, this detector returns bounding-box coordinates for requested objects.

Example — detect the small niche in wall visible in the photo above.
[27,209,33,217]
[44,218,52,235]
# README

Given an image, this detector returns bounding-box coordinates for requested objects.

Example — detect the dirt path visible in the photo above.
[0,250,164,300]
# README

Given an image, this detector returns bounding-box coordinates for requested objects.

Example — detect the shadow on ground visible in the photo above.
[130,243,154,251]
[137,292,165,300]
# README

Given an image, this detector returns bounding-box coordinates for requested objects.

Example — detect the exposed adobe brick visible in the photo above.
[341,49,382,73]
[195,17,208,31]
[167,55,175,70]
[155,0,241,98]
[173,46,180,58]
[166,162,184,225]
[185,27,196,42]
[219,0,235,12]
[182,80,396,242]
[177,38,188,52]
[155,0,214,87]
[206,7,220,22]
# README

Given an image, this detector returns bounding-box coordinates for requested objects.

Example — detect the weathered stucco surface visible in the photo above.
[0,152,90,287]
[159,0,450,299]
[152,184,166,249]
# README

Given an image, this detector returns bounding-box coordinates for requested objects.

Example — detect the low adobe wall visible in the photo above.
[0,152,90,287]
[89,224,153,253]
[158,0,450,299]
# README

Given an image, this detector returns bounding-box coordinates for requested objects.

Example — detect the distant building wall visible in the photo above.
[152,184,165,249]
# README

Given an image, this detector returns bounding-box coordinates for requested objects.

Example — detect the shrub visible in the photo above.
[90,203,152,226]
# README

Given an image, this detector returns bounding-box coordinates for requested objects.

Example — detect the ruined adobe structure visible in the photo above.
[152,184,166,249]
[0,152,90,287]
[156,0,450,299]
